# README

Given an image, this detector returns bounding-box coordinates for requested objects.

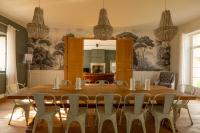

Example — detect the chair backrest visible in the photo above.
[81,79,91,85]
[61,80,72,87]
[61,94,88,115]
[95,80,109,85]
[95,94,121,115]
[177,84,196,95]
[159,72,174,83]
[33,93,56,116]
[152,93,176,114]
[7,84,19,95]
[114,80,128,86]
[124,93,150,114]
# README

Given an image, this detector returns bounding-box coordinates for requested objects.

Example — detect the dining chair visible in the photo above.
[122,93,150,133]
[113,80,128,86]
[151,93,177,133]
[7,83,32,126]
[95,93,122,133]
[61,94,89,133]
[32,93,62,133]
[173,84,196,125]
[95,80,109,85]
[61,80,72,87]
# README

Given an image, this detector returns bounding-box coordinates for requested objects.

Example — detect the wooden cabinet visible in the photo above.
[64,37,83,85]
[64,37,133,87]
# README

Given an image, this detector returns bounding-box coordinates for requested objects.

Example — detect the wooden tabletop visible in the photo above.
[7,84,197,100]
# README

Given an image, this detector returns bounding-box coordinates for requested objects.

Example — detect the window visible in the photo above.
[0,36,6,71]
[191,33,200,87]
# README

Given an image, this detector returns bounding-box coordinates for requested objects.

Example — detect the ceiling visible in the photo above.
[0,0,200,30]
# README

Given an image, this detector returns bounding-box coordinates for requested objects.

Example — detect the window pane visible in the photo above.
[0,36,6,71]
[192,34,200,46]
[193,47,200,58]
[193,58,200,67]
[192,78,200,88]
[192,68,200,78]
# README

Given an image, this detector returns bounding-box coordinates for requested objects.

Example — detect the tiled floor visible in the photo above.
[0,99,200,133]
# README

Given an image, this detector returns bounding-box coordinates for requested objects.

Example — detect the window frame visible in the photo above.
[190,32,200,87]
[0,35,6,73]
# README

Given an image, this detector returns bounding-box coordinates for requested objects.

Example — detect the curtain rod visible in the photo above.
[0,21,20,31]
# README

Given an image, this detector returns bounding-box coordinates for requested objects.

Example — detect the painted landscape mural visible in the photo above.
[27,29,170,71]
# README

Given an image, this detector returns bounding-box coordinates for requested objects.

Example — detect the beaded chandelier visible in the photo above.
[27,4,49,39]
[154,10,177,42]
[93,0,113,40]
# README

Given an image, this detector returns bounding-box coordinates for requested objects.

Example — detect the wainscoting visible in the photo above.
[29,70,161,87]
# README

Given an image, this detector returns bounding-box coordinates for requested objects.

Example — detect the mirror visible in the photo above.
[83,39,116,83]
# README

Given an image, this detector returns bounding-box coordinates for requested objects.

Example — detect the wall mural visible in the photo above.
[27,29,170,71]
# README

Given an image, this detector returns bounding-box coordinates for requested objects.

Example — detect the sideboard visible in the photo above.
[83,73,115,83]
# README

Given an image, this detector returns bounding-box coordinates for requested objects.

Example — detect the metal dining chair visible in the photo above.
[173,84,196,125]
[95,80,109,85]
[122,93,151,133]
[113,80,128,86]
[151,93,177,133]
[32,93,62,133]
[95,93,122,133]
[61,80,72,87]
[61,94,89,133]
[7,83,32,126]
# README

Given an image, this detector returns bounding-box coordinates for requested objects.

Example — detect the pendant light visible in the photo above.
[27,0,49,39]
[93,0,113,40]
[154,0,177,42]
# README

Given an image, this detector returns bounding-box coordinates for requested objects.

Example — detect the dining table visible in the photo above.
[7,84,197,133]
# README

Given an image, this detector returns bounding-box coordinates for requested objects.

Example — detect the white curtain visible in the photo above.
[6,25,18,87]
[178,34,191,85]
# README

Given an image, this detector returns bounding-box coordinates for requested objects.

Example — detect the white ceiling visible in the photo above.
[84,39,116,50]
[0,0,200,30]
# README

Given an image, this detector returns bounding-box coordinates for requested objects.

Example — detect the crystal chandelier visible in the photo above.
[154,0,177,42]
[27,0,49,39]
[93,0,113,40]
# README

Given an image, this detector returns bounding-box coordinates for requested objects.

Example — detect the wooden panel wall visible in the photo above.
[116,38,133,86]
[64,37,83,85]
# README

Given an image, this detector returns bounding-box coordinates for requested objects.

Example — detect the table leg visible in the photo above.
[26,117,35,133]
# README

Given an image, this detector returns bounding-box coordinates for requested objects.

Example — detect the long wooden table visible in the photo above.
[7,84,197,100]
[7,84,197,133]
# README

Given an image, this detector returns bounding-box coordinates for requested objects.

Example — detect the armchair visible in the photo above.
[154,72,175,89]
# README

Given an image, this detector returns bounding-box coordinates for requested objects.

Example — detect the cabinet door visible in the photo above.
[64,37,83,85]
[116,39,133,86]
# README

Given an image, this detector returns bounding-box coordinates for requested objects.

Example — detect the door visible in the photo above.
[64,37,83,85]
[116,38,133,86]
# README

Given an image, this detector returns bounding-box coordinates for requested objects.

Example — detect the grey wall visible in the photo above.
[83,49,116,73]
[0,15,28,94]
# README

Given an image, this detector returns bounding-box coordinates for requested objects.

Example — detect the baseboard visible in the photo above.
[0,95,7,103]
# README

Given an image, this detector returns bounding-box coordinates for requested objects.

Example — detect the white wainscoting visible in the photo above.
[133,71,160,84]
[29,70,64,87]
[29,70,161,87]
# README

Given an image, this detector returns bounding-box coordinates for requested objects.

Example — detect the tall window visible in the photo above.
[191,33,200,87]
[0,36,6,71]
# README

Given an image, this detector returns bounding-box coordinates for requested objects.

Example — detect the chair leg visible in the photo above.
[140,117,146,133]
[8,106,16,125]
[155,118,161,133]
[65,120,71,133]
[32,117,39,133]
[98,120,103,133]
[112,118,118,133]
[46,118,53,133]
[186,107,193,125]
[24,106,30,126]
[119,108,123,125]
[80,119,86,133]
[58,111,63,127]
[169,118,176,133]
[126,120,131,133]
